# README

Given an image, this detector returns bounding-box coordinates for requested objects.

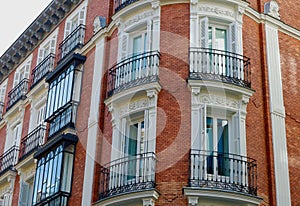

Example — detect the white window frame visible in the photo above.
[37,29,58,65]
[64,2,87,38]
[29,96,47,133]
[13,55,32,88]
[0,79,7,103]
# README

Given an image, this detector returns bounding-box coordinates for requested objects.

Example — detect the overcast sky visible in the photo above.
[0,0,52,56]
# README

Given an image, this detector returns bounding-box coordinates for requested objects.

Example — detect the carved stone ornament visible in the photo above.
[200,94,239,109]
[119,99,148,116]
[93,16,107,34]
[199,6,234,18]
[124,11,154,30]
[264,0,280,19]
[188,197,198,206]
[191,0,198,5]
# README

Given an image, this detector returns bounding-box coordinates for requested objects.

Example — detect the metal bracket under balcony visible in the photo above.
[0,146,19,176]
[107,51,160,98]
[31,54,55,89]
[58,24,85,62]
[189,48,251,88]
[6,79,29,111]
[19,125,46,161]
[188,149,257,196]
[99,152,156,200]
[114,0,140,13]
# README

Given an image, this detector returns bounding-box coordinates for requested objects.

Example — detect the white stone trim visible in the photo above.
[265,21,291,206]
[81,37,105,206]
[184,188,262,205]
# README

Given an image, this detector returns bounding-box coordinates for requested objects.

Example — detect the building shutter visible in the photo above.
[199,17,208,48]
[229,21,238,53]
[121,33,129,59]
[19,181,29,206]
[13,71,20,87]
[37,47,45,65]
[50,36,56,54]
[0,83,6,102]
[233,111,241,154]
[3,194,10,206]
[199,104,207,150]
[65,21,72,38]
[78,7,86,25]
[24,62,30,80]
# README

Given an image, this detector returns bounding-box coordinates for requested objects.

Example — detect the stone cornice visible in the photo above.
[0,0,83,83]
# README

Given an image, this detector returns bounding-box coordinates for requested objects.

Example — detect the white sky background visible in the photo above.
[0,0,52,56]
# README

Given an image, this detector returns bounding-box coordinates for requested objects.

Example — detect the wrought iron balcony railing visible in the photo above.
[99,152,156,199]
[114,0,140,13]
[0,101,4,120]
[7,78,29,111]
[48,102,78,138]
[0,146,19,176]
[19,125,46,161]
[107,51,160,97]
[58,24,85,61]
[189,149,257,196]
[31,54,55,88]
[189,48,251,88]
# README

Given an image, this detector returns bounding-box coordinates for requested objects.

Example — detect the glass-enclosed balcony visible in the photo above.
[99,152,156,199]
[189,48,251,88]
[6,79,29,111]
[0,146,19,176]
[189,149,257,196]
[19,125,46,161]
[31,54,55,88]
[58,24,85,61]
[107,51,160,97]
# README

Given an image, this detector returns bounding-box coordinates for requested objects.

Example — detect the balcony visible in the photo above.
[189,48,251,88]
[114,0,139,13]
[31,54,55,88]
[0,146,19,176]
[188,149,257,196]
[19,125,46,161]
[58,24,85,61]
[107,51,160,97]
[99,152,156,199]
[48,102,78,138]
[6,78,29,111]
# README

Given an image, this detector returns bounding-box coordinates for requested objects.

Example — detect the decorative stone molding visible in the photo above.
[198,6,234,18]
[124,11,154,30]
[143,198,155,206]
[264,0,280,19]
[119,99,148,117]
[188,196,198,206]
[200,94,239,109]
[151,0,160,10]
[191,0,198,5]
[93,16,106,34]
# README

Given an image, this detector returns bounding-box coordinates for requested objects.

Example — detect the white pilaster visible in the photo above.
[81,37,105,206]
[265,20,291,206]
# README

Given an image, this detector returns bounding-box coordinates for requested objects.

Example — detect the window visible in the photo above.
[19,179,34,206]
[4,123,21,152]
[32,143,75,206]
[64,4,86,37]
[13,57,31,87]
[0,193,11,206]
[37,34,57,65]
[46,65,75,120]
[0,80,7,103]
[200,17,237,53]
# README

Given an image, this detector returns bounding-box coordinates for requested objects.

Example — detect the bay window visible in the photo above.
[32,138,76,206]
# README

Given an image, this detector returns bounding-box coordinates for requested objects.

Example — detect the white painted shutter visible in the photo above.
[65,21,72,37]
[13,71,20,87]
[78,7,86,25]
[199,104,207,150]
[229,21,238,53]
[50,37,56,54]
[3,194,10,206]
[146,20,153,51]
[0,83,6,102]
[121,33,129,59]
[200,17,208,48]
[0,199,3,206]
[24,62,30,79]
[13,124,21,147]
[37,47,45,65]
[19,181,29,206]
[233,111,241,154]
